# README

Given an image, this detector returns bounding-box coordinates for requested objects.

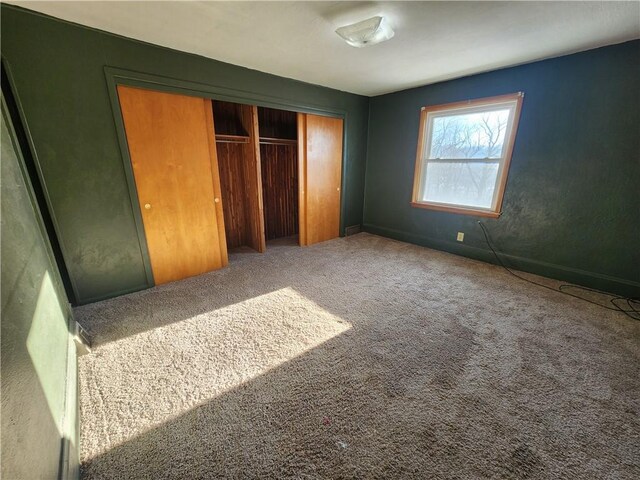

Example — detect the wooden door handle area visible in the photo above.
[144,203,151,210]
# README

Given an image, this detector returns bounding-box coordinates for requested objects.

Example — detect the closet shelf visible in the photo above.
[259,137,297,146]
[216,134,250,144]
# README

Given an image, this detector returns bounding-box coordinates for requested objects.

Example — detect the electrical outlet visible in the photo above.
[456,232,464,242]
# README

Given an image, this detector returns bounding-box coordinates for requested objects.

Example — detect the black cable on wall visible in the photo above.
[478,221,639,321]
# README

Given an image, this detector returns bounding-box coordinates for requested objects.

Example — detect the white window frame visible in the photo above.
[411,92,524,218]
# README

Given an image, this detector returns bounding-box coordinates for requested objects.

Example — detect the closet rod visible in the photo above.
[259,137,298,146]
[216,134,250,144]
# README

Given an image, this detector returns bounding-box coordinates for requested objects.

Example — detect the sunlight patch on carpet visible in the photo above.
[79,287,351,461]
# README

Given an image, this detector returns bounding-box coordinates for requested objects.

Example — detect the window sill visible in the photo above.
[410,201,501,218]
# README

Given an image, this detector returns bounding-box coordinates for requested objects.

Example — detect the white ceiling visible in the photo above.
[9,1,640,96]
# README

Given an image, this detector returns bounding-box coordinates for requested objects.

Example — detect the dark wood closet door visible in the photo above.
[118,85,228,284]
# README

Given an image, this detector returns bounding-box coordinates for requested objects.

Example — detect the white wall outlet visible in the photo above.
[456,232,464,242]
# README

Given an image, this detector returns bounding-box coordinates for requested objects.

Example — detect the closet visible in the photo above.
[212,101,265,253]
[117,85,343,285]
[257,107,299,242]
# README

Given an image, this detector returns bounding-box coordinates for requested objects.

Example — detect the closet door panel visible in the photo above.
[244,105,266,252]
[118,86,227,285]
[299,114,343,245]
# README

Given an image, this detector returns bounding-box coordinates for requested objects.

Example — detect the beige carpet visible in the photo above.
[75,233,640,479]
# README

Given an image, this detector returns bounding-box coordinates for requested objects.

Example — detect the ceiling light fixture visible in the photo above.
[335,16,394,48]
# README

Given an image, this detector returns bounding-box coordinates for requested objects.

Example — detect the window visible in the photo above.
[411,93,523,217]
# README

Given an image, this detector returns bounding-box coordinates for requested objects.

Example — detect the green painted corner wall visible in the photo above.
[1,92,79,479]
[0,5,370,304]
[364,40,640,297]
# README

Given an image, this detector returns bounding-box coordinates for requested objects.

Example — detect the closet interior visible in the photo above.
[213,101,299,253]
[257,107,299,243]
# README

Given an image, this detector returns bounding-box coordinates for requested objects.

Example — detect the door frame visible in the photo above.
[2,60,80,305]
[105,66,347,287]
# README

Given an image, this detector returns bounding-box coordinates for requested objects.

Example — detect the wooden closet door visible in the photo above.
[118,86,228,285]
[298,113,343,246]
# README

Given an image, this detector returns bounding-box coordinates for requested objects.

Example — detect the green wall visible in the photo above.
[2,4,637,301]
[364,40,640,297]
[1,91,78,479]
[0,5,370,304]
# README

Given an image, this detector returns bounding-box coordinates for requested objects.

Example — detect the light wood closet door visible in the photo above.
[118,86,228,285]
[298,113,344,246]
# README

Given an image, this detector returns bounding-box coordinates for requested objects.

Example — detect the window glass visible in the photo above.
[412,93,523,216]
[423,161,499,209]
[429,109,511,159]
